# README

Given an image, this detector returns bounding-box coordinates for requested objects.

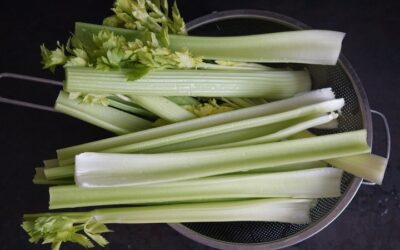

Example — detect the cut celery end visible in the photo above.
[75,130,370,187]
[65,67,311,98]
[55,91,152,135]
[56,88,336,162]
[44,165,75,180]
[43,159,59,168]
[327,154,387,184]
[50,168,341,209]
[129,96,196,122]
[33,168,73,185]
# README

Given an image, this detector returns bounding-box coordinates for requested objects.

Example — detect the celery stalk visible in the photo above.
[107,96,156,119]
[75,130,369,187]
[327,154,387,184]
[43,159,59,168]
[129,96,196,122]
[100,100,344,154]
[166,96,200,106]
[189,113,339,151]
[33,168,73,185]
[56,88,336,163]
[292,131,387,184]
[65,67,311,98]
[50,168,341,209]
[75,22,344,65]
[23,198,313,249]
[55,91,152,135]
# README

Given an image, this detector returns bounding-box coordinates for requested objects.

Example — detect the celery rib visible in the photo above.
[65,67,311,98]
[75,130,370,187]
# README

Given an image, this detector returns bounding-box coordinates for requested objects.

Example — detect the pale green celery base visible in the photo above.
[75,130,369,187]
[129,96,196,123]
[65,67,311,98]
[242,161,327,174]
[56,88,336,162]
[50,168,341,209]
[55,91,152,135]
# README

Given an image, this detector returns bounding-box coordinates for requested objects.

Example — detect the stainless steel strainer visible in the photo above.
[0,9,390,250]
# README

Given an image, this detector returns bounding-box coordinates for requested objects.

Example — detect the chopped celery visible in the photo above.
[56,88,336,163]
[65,67,311,98]
[55,91,152,135]
[50,168,341,209]
[129,96,196,122]
[75,130,369,187]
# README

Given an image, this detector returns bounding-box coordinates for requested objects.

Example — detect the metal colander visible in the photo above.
[168,10,373,249]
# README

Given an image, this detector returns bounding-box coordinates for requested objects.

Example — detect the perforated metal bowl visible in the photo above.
[168,10,372,249]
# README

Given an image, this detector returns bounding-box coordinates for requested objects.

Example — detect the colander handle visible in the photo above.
[362,110,391,186]
[0,72,62,112]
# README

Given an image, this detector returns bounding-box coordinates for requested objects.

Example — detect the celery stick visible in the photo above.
[65,67,311,98]
[129,96,196,122]
[33,168,73,185]
[76,22,344,65]
[314,119,339,129]
[327,154,387,184]
[244,161,327,174]
[190,113,339,151]
[23,199,312,248]
[56,88,336,163]
[43,159,59,168]
[44,165,74,180]
[166,96,200,106]
[50,168,341,209]
[55,91,152,135]
[107,96,156,119]
[101,99,344,154]
[292,131,387,184]
[226,98,255,108]
[75,130,369,187]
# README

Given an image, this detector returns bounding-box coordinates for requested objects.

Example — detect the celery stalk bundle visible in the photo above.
[21,1,388,250]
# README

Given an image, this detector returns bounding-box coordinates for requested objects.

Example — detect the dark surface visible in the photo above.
[0,0,399,250]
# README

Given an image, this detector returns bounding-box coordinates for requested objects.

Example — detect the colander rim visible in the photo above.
[168,9,372,250]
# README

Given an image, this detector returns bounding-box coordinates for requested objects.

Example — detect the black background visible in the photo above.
[0,1,399,249]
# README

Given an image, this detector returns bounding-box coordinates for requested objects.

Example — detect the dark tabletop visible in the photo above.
[0,0,399,249]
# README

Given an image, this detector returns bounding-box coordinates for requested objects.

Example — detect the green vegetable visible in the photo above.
[55,88,336,165]
[33,168,73,185]
[50,168,342,209]
[129,95,196,122]
[23,198,313,249]
[75,130,369,187]
[79,22,345,65]
[55,91,152,135]
[65,66,311,98]
[107,96,157,119]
